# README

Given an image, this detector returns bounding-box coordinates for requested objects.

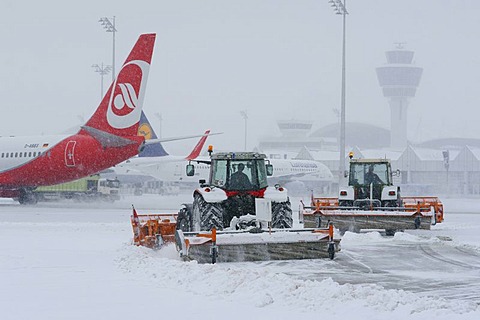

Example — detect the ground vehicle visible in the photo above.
[130,151,341,263]
[178,151,293,232]
[301,157,444,235]
[34,175,120,202]
[339,158,401,208]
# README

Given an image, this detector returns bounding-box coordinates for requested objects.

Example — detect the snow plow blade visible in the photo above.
[175,226,341,264]
[131,210,178,248]
[301,196,444,234]
[130,208,340,263]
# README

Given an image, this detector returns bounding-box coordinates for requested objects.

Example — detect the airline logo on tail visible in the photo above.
[84,33,156,137]
[107,60,150,129]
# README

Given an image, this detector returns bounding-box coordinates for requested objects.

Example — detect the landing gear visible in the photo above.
[18,190,37,205]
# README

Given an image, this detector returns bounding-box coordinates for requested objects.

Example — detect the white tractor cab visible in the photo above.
[181,149,292,232]
[339,156,402,209]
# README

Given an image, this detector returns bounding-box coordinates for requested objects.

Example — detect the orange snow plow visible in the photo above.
[130,206,340,263]
[301,195,444,236]
[300,158,444,236]
[131,209,178,248]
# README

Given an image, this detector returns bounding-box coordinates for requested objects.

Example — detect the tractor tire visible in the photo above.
[328,243,335,260]
[339,200,353,207]
[176,204,193,232]
[385,229,396,236]
[192,193,224,231]
[271,200,293,228]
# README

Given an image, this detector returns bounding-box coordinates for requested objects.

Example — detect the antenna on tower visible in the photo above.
[394,42,407,49]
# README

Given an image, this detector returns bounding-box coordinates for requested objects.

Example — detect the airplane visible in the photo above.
[0,33,158,204]
[0,33,201,204]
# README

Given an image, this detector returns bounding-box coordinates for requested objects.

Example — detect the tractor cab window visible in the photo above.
[256,162,268,189]
[350,163,390,186]
[211,160,228,188]
[211,158,269,191]
[228,160,253,190]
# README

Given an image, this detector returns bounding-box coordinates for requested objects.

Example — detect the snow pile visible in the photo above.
[2,197,480,320]
[117,244,479,319]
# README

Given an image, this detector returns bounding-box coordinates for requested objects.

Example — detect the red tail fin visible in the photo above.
[84,33,156,137]
[185,130,210,160]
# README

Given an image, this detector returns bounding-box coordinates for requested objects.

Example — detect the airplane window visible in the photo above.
[10,153,13,157]
[28,152,32,157]
[15,152,18,158]
[19,153,22,158]
[24,152,27,157]
[1,153,3,158]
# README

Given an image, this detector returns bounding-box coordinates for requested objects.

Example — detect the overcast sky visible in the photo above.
[1,1,479,154]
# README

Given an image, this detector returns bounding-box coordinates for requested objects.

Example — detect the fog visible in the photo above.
[1,0,479,154]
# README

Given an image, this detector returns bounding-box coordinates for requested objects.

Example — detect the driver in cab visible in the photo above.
[229,163,252,190]
[365,165,384,185]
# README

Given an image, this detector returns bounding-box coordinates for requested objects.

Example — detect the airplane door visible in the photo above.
[65,141,76,167]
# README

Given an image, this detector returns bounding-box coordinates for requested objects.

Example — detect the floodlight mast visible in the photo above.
[91,63,112,99]
[328,0,348,186]
[98,16,117,82]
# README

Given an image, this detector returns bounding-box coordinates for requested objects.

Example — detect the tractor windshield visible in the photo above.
[349,162,390,186]
[210,159,268,191]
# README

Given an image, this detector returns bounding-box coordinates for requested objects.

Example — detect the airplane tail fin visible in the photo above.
[185,130,210,160]
[137,111,169,157]
[84,33,156,137]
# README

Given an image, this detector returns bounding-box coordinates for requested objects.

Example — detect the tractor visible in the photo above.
[338,158,402,209]
[176,151,293,232]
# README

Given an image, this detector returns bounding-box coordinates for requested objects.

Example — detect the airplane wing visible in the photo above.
[143,131,221,145]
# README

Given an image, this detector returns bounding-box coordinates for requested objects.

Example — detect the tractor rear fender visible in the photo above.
[381,186,399,201]
[264,186,289,202]
[339,186,354,201]
[194,187,228,203]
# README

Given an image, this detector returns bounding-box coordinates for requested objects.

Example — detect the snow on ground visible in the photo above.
[1,194,480,319]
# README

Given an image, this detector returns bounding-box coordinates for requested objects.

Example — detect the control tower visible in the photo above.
[376,44,423,149]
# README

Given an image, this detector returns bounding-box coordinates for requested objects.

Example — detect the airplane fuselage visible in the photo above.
[116,157,333,184]
[0,133,143,191]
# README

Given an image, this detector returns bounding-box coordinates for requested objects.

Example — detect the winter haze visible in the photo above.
[1,0,479,154]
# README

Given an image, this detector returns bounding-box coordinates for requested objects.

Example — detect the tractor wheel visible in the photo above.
[339,200,353,208]
[328,243,335,260]
[385,229,396,236]
[193,193,224,231]
[176,204,193,232]
[271,200,293,228]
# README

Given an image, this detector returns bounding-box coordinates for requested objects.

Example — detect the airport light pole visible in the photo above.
[154,112,163,139]
[98,16,117,82]
[329,0,348,186]
[91,63,112,99]
[240,110,248,151]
